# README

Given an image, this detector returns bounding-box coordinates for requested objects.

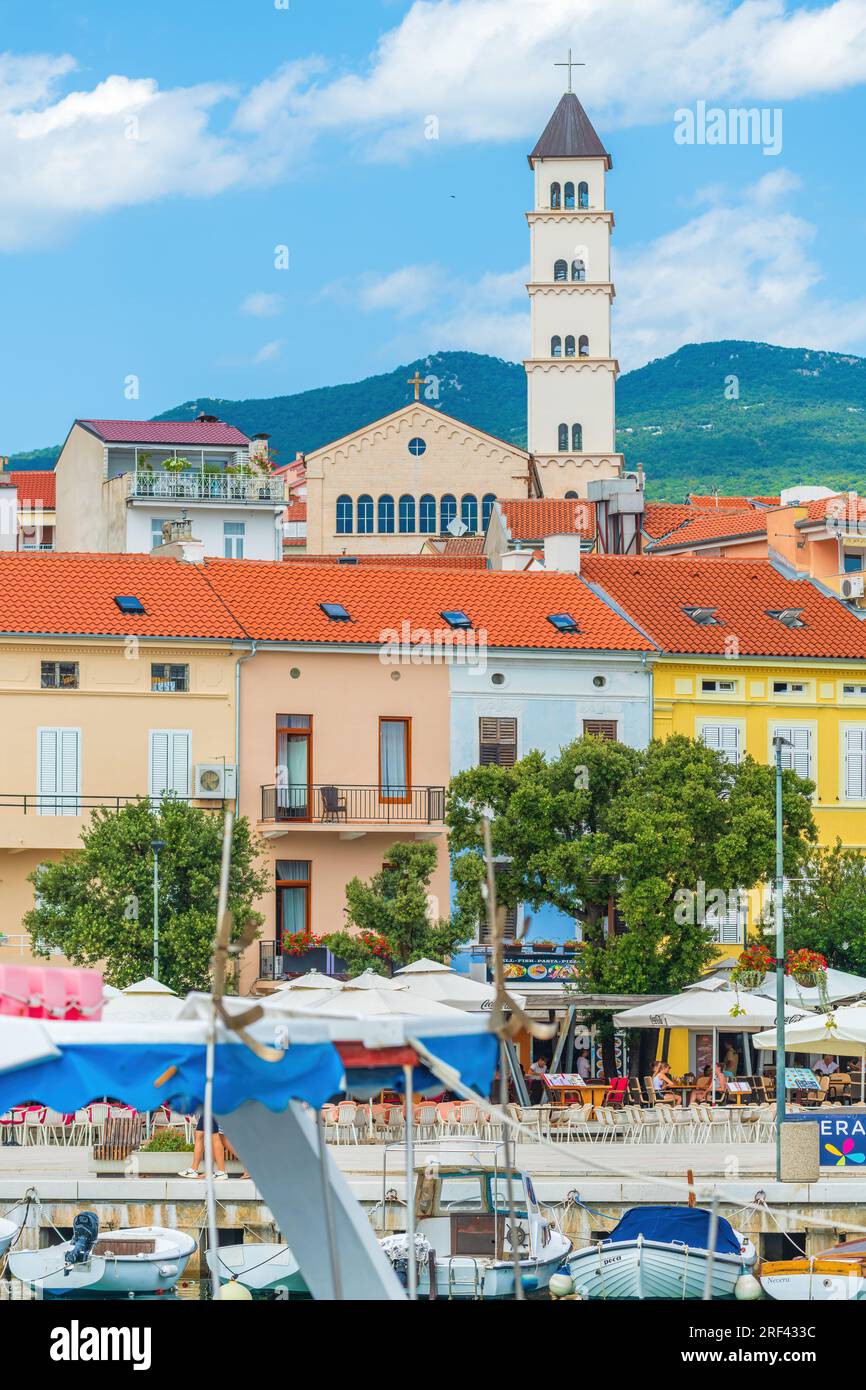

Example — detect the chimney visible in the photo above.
[151,516,205,563]
[498,548,537,571]
[249,432,271,467]
[543,534,582,573]
[196,412,220,424]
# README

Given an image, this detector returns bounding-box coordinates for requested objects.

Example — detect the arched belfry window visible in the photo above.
[564,182,575,209]
[551,335,562,358]
[579,335,590,357]
[572,423,583,451]
[399,494,416,533]
[419,494,436,533]
[578,181,589,209]
[554,259,568,282]
[378,494,395,533]
[357,495,373,534]
[558,424,569,452]
[572,259,586,282]
[564,336,576,358]
[550,182,561,209]
[336,495,353,534]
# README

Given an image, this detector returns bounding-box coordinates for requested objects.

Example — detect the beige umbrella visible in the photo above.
[392,958,525,1012]
[288,984,464,1018]
[274,969,344,992]
[102,976,183,1022]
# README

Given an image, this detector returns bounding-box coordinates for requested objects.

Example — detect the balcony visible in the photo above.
[0,794,224,851]
[259,783,446,834]
[257,941,346,984]
[127,470,285,504]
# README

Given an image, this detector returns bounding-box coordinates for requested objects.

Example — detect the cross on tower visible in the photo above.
[555,48,585,94]
[407,369,425,402]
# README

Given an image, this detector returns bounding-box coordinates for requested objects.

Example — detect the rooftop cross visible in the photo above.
[555,48,585,94]
[407,369,425,402]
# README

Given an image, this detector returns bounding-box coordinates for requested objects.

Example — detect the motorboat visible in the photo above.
[567,1205,757,1300]
[378,1145,572,1299]
[0,1215,17,1259]
[9,1212,196,1297]
[760,1238,866,1301]
[206,1242,310,1297]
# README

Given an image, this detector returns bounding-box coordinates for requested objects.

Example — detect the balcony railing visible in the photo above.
[260,783,446,825]
[128,470,285,504]
[0,794,226,815]
[259,942,285,981]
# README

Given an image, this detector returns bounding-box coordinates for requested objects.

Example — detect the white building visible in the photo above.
[54,417,285,561]
[525,82,624,498]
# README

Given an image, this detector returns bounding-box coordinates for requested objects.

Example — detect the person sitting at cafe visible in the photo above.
[652,1060,681,1106]
[688,1065,713,1106]
[712,1062,730,1101]
[814,1055,840,1077]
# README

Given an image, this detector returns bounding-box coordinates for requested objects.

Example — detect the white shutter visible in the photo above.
[845,728,866,799]
[777,726,812,780]
[150,730,191,800]
[38,727,80,816]
[701,723,740,764]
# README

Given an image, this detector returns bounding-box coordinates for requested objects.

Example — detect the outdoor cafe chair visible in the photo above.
[319,786,347,822]
[630,1107,660,1143]
[514,1105,543,1142]
[414,1103,439,1142]
[335,1102,359,1144]
[43,1108,70,1145]
[385,1104,405,1142]
[0,1109,24,1145]
[67,1109,93,1147]
[21,1106,46,1145]
[452,1102,479,1137]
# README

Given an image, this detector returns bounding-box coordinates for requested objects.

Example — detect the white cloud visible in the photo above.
[614,171,866,367]
[241,291,284,318]
[253,339,285,363]
[322,264,447,318]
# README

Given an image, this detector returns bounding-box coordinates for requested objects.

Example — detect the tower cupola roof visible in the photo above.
[528,91,612,168]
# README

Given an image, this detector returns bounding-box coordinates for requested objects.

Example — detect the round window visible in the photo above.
[491,672,506,686]
[290,668,301,680]
[408,437,427,457]
[593,675,606,688]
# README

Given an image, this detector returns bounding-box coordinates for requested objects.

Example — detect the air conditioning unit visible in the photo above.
[841,574,865,601]
[194,763,236,799]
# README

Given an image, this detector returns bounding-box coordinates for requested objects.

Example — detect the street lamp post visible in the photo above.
[151,839,166,982]
[772,735,791,1182]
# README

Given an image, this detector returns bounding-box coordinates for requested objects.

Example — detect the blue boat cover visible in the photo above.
[606,1205,741,1256]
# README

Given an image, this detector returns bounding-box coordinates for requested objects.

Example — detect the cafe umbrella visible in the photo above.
[754,1003,866,1103]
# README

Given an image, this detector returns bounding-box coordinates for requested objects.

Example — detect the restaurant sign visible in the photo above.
[786,1110,866,1167]
[500,954,583,984]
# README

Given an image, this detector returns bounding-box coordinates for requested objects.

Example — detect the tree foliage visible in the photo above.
[768,839,866,976]
[323,841,465,977]
[24,799,269,994]
[447,734,817,995]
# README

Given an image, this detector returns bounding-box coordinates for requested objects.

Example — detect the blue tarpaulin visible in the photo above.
[606,1205,741,1256]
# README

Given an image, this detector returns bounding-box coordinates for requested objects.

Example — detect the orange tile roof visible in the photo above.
[281,553,487,570]
[0,553,244,639]
[441,536,486,556]
[284,499,307,522]
[203,560,652,651]
[797,493,847,523]
[689,494,779,509]
[642,503,697,540]
[647,510,769,553]
[7,472,56,509]
[499,497,595,540]
[582,555,866,658]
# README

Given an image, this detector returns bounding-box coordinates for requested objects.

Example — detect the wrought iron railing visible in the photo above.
[0,794,225,815]
[129,471,285,503]
[258,941,284,980]
[260,783,446,824]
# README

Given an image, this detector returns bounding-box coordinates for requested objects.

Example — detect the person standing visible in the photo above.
[179,1112,228,1180]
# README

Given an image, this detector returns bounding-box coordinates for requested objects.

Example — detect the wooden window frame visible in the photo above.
[275,714,313,823]
[378,716,412,804]
[275,860,312,945]
[479,716,518,768]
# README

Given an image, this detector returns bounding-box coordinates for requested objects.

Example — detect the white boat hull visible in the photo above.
[0,1217,17,1259]
[569,1237,746,1300]
[10,1226,196,1297]
[761,1270,866,1302]
[207,1243,309,1295]
[407,1232,572,1300]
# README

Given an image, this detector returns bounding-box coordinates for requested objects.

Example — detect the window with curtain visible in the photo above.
[379,717,410,802]
[276,714,311,819]
[482,494,496,530]
[357,495,373,533]
[336,495,353,534]
[461,495,478,533]
[378,495,395,533]
[419,494,436,533]
[276,860,310,948]
[440,494,457,531]
[399,494,416,533]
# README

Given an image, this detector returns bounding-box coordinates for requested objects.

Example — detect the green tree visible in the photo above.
[323,841,465,977]
[767,839,866,975]
[448,734,816,1069]
[24,799,269,994]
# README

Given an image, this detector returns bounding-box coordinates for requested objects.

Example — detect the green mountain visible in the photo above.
[10,341,866,499]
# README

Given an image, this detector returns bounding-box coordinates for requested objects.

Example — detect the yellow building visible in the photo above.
[0,552,242,967]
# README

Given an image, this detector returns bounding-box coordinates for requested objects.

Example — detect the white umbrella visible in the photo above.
[101,976,183,1022]
[614,987,814,1104]
[338,969,399,990]
[754,1004,866,1102]
[689,966,866,1006]
[288,985,465,1018]
[274,970,344,992]
[392,959,525,1012]
[0,1018,61,1076]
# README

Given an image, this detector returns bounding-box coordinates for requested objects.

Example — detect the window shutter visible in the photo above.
[38,727,80,815]
[479,717,517,767]
[777,726,811,780]
[170,731,191,797]
[150,730,191,800]
[583,719,617,741]
[150,731,169,800]
[701,723,741,764]
[845,728,866,799]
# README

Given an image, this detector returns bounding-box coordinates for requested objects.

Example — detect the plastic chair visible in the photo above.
[335,1102,358,1144]
[21,1107,46,1145]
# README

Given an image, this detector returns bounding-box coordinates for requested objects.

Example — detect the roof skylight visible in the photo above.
[441,610,472,629]
[113,595,146,615]
[547,612,580,633]
[320,602,351,622]
[683,606,722,627]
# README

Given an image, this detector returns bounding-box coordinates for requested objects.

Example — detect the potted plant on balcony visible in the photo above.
[162,455,193,474]
[530,938,556,954]
[562,938,581,953]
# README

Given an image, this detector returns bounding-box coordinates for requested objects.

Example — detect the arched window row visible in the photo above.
[553,259,586,282]
[557,424,583,453]
[335,493,497,536]
[549,181,590,210]
[551,335,590,358]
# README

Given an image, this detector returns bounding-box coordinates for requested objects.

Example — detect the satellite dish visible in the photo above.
[447,517,469,538]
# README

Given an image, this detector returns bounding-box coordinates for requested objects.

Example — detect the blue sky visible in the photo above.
[2,0,866,452]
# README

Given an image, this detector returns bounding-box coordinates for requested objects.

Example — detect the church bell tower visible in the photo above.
[525,59,624,497]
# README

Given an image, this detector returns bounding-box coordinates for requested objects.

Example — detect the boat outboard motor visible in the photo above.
[65,1212,99,1271]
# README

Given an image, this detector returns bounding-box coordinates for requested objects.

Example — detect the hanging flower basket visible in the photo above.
[730,943,774,991]
[785,949,827,992]
[737,970,765,992]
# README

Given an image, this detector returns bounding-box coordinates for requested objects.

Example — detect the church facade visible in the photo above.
[296,85,623,557]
